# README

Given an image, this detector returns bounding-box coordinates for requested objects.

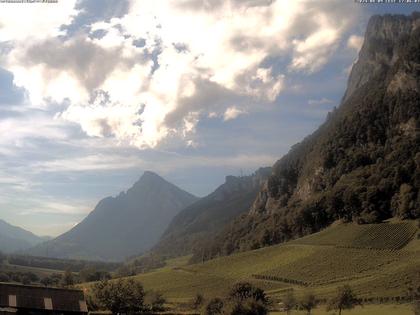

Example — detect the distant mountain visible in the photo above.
[198,13,420,260]
[27,171,198,261]
[0,220,44,253]
[153,168,271,258]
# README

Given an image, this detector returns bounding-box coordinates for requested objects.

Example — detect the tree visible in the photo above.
[228,282,268,304]
[145,290,166,312]
[204,298,224,315]
[40,276,53,287]
[93,279,146,314]
[282,291,296,315]
[21,275,31,285]
[192,293,205,310]
[80,267,111,282]
[0,252,6,265]
[61,270,74,287]
[226,282,269,315]
[327,285,360,315]
[298,292,317,315]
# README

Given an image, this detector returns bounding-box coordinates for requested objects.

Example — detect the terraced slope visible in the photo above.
[292,221,418,249]
[92,221,420,302]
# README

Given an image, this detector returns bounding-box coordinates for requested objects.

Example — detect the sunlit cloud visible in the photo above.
[1,0,361,149]
[347,34,364,52]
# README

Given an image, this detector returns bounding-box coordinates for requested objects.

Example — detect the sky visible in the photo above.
[0,0,419,237]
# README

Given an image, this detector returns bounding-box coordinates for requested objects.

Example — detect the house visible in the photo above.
[0,283,88,314]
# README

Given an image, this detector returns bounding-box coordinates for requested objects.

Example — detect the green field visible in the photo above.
[270,303,413,315]
[1,261,64,278]
[80,220,420,314]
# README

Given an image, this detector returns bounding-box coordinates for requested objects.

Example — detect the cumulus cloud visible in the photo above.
[1,0,361,149]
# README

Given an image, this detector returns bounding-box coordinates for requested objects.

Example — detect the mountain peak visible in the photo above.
[141,170,161,178]
[343,12,420,102]
[26,171,198,261]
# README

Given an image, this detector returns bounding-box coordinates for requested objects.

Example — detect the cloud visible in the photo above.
[223,106,248,121]
[1,0,361,149]
[0,0,78,41]
[0,109,69,147]
[347,34,364,52]
[0,68,24,105]
[308,97,333,106]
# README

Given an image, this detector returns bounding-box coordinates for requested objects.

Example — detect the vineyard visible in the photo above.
[83,220,420,303]
[255,247,404,286]
[292,221,418,249]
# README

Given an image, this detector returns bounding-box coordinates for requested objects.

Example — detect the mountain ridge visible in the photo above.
[193,13,420,261]
[152,167,271,258]
[26,171,198,261]
[0,219,45,253]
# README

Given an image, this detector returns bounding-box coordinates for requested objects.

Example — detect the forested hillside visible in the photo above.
[153,168,271,258]
[195,13,420,261]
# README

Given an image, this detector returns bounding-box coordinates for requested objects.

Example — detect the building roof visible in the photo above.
[0,283,87,313]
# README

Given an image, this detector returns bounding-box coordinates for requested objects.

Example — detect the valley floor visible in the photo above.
[270,303,413,315]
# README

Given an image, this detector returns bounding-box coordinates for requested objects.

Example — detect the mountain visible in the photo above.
[196,13,420,261]
[153,167,271,258]
[0,220,45,253]
[27,171,198,261]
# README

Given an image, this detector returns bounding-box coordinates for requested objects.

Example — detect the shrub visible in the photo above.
[145,290,166,312]
[228,282,268,304]
[282,291,296,315]
[204,298,224,315]
[192,293,205,310]
[298,292,317,315]
[93,279,146,314]
[414,300,420,315]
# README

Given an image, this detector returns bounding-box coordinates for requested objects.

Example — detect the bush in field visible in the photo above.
[228,282,268,303]
[93,279,146,314]
[192,293,205,310]
[145,290,166,312]
[0,273,10,282]
[327,285,360,315]
[204,297,224,315]
[79,267,111,282]
[61,270,74,287]
[203,282,269,315]
[282,291,296,315]
[298,292,317,315]
[414,300,420,315]
[226,282,269,315]
[85,293,100,312]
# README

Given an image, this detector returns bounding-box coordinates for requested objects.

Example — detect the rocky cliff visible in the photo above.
[195,13,420,260]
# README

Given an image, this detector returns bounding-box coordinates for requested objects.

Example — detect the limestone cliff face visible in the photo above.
[251,13,420,217]
[345,14,420,101]
[202,13,420,259]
